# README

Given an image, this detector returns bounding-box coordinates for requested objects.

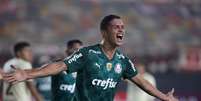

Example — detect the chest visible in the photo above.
[84,54,125,81]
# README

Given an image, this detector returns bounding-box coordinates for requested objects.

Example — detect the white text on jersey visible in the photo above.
[59,83,76,93]
[92,78,117,90]
[68,53,83,64]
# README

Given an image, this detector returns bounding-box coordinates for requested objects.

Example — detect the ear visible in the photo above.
[16,51,21,57]
[65,49,68,55]
[101,30,107,38]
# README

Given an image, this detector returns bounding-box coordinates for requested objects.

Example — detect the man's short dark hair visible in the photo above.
[67,39,83,48]
[14,41,30,56]
[100,14,121,31]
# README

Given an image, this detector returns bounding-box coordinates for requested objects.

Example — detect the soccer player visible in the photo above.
[2,42,43,101]
[4,15,178,101]
[51,39,83,101]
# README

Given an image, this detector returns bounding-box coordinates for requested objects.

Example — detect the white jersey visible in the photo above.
[3,58,33,101]
[127,73,156,101]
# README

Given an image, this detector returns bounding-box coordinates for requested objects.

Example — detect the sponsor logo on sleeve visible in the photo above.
[67,53,83,64]
[59,83,76,93]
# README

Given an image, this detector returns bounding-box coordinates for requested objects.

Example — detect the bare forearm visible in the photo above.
[26,62,67,79]
[26,81,43,101]
[140,79,167,100]
[132,74,168,101]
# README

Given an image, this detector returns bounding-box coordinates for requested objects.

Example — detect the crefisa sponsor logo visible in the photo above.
[68,53,83,64]
[59,83,76,93]
[92,78,117,90]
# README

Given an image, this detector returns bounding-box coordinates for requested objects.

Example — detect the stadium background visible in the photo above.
[0,0,201,101]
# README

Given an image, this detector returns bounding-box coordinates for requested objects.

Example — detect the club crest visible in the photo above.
[115,63,122,74]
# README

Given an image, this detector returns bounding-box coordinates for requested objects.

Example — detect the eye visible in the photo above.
[111,25,124,30]
[120,25,124,29]
[112,25,118,29]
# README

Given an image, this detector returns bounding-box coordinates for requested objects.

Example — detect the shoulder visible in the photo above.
[116,50,126,59]
[116,51,135,66]
[80,44,101,54]
[17,59,32,69]
[3,58,17,71]
[116,50,132,61]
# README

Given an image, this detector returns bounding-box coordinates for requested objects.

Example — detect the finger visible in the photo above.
[167,89,176,99]
[170,88,175,95]
[0,69,5,75]
[3,73,15,77]
[7,76,16,81]
[0,68,3,73]
[3,73,15,80]
[11,80,18,85]
[8,78,17,83]
[12,80,20,85]
[4,76,16,82]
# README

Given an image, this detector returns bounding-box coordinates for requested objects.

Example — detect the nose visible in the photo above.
[119,26,125,32]
[118,28,125,33]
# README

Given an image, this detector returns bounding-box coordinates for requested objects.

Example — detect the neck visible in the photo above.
[100,40,117,60]
[17,57,28,62]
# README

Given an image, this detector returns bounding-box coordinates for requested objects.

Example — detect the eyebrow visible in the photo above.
[110,24,124,26]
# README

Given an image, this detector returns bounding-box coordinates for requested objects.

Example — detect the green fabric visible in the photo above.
[51,71,77,101]
[64,44,138,101]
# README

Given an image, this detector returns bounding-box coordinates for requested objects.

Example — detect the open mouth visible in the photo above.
[116,34,124,40]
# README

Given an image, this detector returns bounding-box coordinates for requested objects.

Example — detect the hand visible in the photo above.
[36,95,44,101]
[165,88,178,101]
[3,65,28,84]
[0,68,3,80]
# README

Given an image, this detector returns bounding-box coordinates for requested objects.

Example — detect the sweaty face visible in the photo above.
[18,47,33,62]
[66,43,82,56]
[104,19,125,46]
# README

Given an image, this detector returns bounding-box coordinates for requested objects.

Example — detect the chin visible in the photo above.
[115,42,123,46]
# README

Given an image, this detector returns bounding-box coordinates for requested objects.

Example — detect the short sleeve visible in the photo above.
[3,62,11,72]
[20,62,32,70]
[123,58,138,79]
[19,60,33,82]
[63,48,87,73]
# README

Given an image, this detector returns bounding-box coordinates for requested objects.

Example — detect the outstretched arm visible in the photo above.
[130,74,177,101]
[4,61,67,84]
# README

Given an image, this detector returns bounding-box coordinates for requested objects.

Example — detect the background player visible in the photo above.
[51,39,83,101]
[2,42,43,101]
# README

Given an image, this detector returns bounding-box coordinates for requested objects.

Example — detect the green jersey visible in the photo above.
[51,70,77,101]
[64,44,138,101]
